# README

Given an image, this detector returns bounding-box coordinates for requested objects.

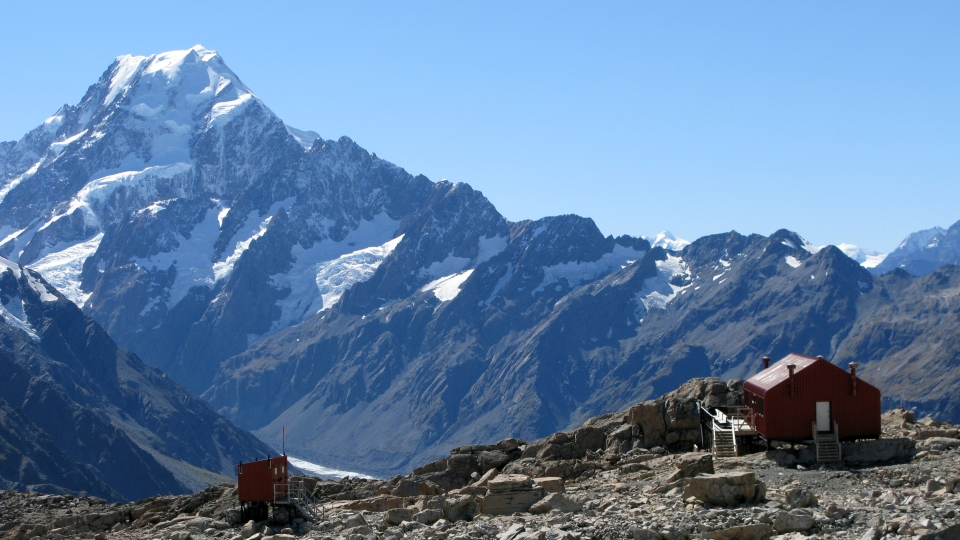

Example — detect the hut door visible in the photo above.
[815,401,831,432]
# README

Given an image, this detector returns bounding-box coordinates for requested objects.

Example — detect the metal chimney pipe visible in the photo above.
[850,362,858,396]
[787,364,796,397]
[763,356,771,369]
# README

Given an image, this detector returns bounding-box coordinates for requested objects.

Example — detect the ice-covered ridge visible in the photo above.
[422,269,475,302]
[315,235,405,312]
[634,254,691,317]
[59,163,191,229]
[646,231,690,251]
[534,244,646,295]
[105,54,149,106]
[29,233,104,307]
[267,213,402,335]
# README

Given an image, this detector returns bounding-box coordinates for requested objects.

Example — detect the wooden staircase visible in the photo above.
[813,421,842,463]
[699,402,758,458]
[713,429,738,458]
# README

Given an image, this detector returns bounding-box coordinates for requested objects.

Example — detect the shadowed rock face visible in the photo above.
[0,257,274,501]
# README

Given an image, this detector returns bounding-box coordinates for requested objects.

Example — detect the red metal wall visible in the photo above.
[744,360,881,441]
[237,455,289,503]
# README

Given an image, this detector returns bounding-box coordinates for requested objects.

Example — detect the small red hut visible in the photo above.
[742,353,881,442]
[238,455,289,503]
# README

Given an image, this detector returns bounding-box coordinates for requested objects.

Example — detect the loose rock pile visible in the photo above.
[2,378,958,540]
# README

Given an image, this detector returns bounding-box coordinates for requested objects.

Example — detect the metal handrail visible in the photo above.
[730,420,738,455]
[812,421,819,462]
[834,421,842,462]
[281,480,325,521]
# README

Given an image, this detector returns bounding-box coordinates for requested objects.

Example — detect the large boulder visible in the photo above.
[533,477,564,493]
[383,508,414,525]
[479,474,545,515]
[447,453,480,478]
[343,495,405,512]
[667,453,714,483]
[529,493,582,514]
[773,509,815,533]
[841,438,915,466]
[488,474,534,491]
[479,489,545,515]
[240,520,259,539]
[442,494,479,522]
[477,450,511,472]
[683,472,765,506]
[413,509,443,525]
[572,426,607,455]
[712,523,775,540]
[783,488,817,508]
[627,402,667,448]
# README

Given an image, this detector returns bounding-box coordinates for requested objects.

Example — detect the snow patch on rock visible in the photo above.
[133,205,222,308]
[29,233,104,306]
[267,213,401,334]
[315,234,405,312]
[422,269,475,303]
[634,254,690,318]
[25,271,58,303]
[535,244,646,295]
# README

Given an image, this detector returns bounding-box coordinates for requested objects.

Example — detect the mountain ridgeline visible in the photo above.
[2,46,960,478]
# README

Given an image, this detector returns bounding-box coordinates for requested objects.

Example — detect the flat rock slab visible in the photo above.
[712,523,774,540]
[683,472,761,506]
[480,487,545,515]
[488,474,535,492]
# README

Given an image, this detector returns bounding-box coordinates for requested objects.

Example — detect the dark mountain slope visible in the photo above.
[0,397,118,499]
[0,257,274,499]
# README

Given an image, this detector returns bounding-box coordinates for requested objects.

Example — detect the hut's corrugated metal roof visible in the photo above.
[744,353,820,392]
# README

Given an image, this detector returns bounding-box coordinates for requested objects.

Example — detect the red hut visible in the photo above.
[237,455,288,521]
[742,353,881,443]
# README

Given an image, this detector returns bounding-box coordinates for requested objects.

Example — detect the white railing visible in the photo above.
[698,401,738,456]
[834,421,842,462]
[274,480,324,521]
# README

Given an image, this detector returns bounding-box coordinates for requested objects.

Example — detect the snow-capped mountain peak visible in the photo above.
[896,226,947,253]
[837,243,887,269]
[645,231,690,251]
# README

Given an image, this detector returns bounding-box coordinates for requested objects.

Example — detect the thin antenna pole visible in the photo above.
[282,426,285,456]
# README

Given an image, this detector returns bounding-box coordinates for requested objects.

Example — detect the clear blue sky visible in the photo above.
[1,2,958,252]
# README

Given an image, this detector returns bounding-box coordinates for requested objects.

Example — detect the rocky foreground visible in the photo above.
[2,379,959,540]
